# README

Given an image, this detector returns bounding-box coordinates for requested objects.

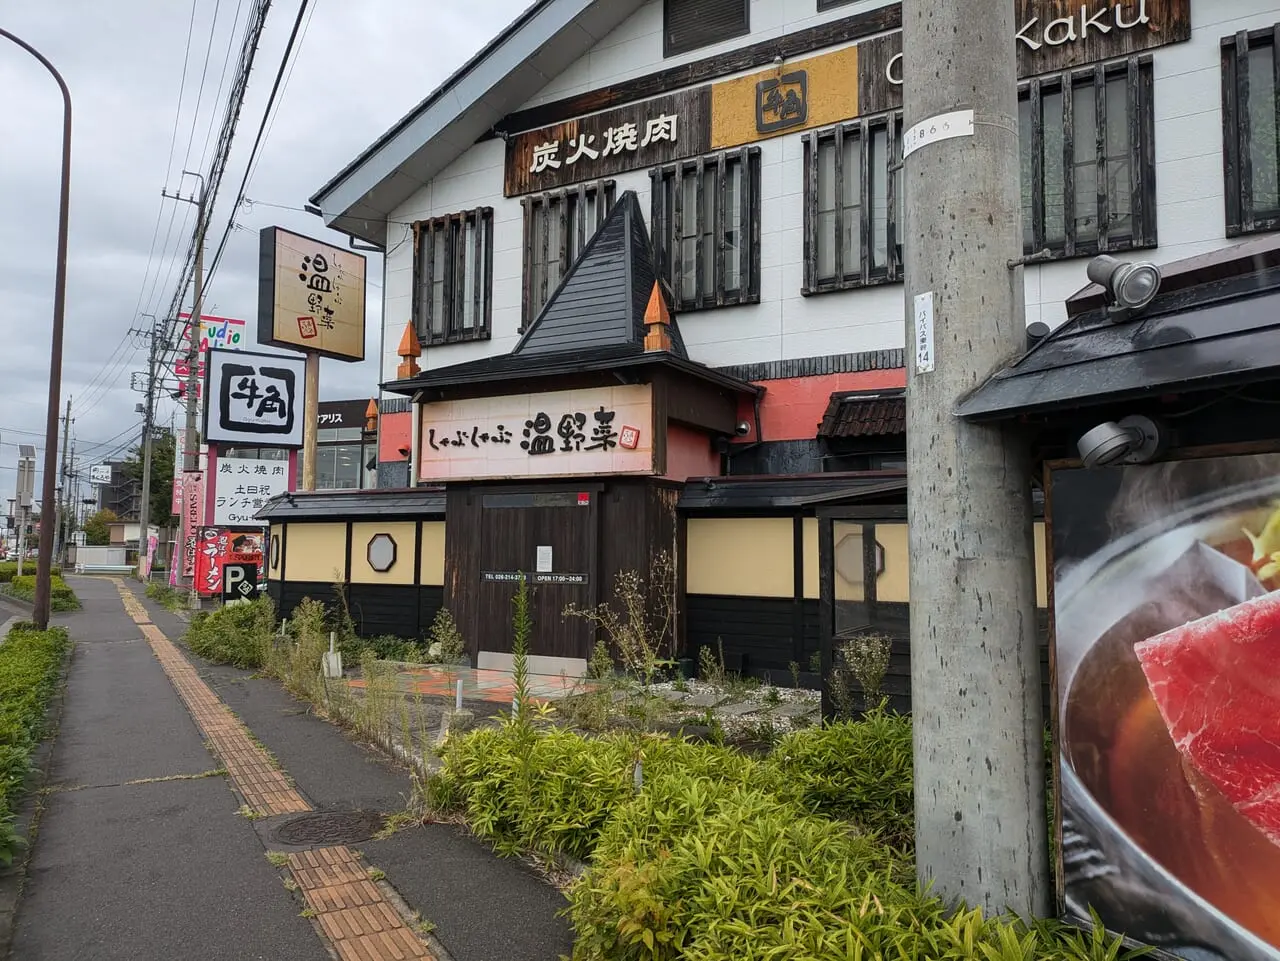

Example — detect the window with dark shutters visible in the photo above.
[520,180,617,330]
[802,112,904,295]
[650,147,761,312]
[663,0,749,57]
[412,207,493,346]
[1018,56,1157,260]
[1222,25,1280,237]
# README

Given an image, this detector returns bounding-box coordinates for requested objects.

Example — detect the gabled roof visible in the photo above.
[257,487,446,521]
[310,0,647,246]
[513,191,686,359]
[957,242,1280,422]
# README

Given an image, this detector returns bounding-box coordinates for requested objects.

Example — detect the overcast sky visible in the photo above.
[0,0,531,512]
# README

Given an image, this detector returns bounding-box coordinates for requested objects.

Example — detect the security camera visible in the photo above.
[735,421,751,436]
[1077,415,1166,469]
[1087,254,1162,322]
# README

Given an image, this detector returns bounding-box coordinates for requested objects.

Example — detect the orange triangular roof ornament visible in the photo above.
[397,321,421,358]
[643,282,671,327]
[364,398,378,418]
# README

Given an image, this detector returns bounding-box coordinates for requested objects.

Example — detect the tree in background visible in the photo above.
[122,430,177,525]
[83,509,118,547]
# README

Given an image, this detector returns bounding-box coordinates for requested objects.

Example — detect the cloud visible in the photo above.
[0,0,530,509]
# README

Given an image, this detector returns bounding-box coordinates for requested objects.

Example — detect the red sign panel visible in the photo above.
[181,472,205,579]
[194,528,265,597]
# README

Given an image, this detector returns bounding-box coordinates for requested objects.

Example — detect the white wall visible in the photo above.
[381,0,1280,383]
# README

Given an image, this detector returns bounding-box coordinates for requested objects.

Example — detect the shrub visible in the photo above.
[184,595,276,668]
[359,635,424,663]
[0,563,61,585]
[428,608,466,665]
[767,710,914,850]
[430,725,764,861]
[5,575,80,612]
[570,776,907,961]
[267,597,329,700]
[0,625,70,863]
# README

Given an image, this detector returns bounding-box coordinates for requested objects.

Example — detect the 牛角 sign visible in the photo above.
[204,348,306,448]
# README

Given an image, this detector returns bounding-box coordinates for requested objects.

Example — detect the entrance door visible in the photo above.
[476,489,598,661]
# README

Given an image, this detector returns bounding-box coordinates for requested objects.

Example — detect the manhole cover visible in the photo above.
[272,811,386,846]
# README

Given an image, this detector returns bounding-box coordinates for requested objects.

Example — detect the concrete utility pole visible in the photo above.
[163,171,206,604]
[135,317,162,582]
[901,0,1048,917]
[53,398,71,563]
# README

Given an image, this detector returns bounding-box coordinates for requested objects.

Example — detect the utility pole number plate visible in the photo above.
[903,109,975,160]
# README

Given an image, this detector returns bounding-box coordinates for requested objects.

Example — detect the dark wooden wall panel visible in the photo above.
[348,584,422,639]
[689,595,1053,716]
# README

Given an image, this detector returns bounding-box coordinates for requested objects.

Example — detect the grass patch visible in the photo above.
[3,575,80,612]
[0,623,71,863]
[145,581,188,613]
[265,851,290,868]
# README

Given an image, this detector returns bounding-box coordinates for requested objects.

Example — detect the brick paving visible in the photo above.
[288,848,433,961]
[109,580,437,961]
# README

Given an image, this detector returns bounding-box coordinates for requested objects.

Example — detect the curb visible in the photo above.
[0,639,74,958]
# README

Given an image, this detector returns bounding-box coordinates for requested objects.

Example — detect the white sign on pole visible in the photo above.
[89,464,113,485]
[914,292,936,374]
[902,109,975,160]
[211,457,291,526]
[204,348,306,448]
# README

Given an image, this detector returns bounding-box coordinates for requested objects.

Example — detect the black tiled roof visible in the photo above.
[819,391,906,439]
[257,487,446,521]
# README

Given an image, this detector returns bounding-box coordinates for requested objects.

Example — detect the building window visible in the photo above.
[815,0,856,8]
[1019,56,1156,260]
[315,443,366,490]
[802,113,904,295]
[1223,26,1280,237]
[521,180,617,329]
[664,0,749,57]
[413,207,493,346]
[650,147,762,312]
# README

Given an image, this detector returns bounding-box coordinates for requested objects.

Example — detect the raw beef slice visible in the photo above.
[1134,588,1280,848]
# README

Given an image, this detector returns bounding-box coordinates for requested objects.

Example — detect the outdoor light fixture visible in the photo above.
[1077,415,1167,469]
[1086,254,1163,322]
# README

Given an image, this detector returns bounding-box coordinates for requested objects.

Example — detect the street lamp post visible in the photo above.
[0,28,72,632]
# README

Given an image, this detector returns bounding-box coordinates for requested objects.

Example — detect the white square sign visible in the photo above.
[212,457,292,526]
[205,348,306,447]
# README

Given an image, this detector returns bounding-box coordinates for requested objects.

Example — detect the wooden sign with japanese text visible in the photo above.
[858,0,1190,116]
[710,44,859,150]
[257,226,367,362]
[418,385,654,482]
[504,88,711,197]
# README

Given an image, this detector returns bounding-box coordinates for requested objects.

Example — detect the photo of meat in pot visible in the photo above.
[1054,459,1280,961]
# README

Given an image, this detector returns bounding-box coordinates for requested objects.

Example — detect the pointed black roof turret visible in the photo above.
[512,191,687,360]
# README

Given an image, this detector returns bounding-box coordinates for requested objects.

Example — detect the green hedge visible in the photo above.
[0,562,60,585]
[0,624,70,863]
[430,716,1145,961]
[4,575,80,612]
[185,596,276,669]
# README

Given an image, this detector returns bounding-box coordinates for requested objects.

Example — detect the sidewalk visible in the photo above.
[11,576,574,961]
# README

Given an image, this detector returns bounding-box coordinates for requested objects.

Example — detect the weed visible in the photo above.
[300,908,316,919]
[585,639,614,680]
[237,805,264,821]
[510,575,534,722]
[265,851,290,868]
[282,878,298,893]
[763,686,781,706]
[808,651,821,674]
[428,608,466,665]
[373,810,418,840]
[788,660,801,690]
[672,674,689,694]
[367,867,387,882]
[697,639,727,688]
[563,552,677,687]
